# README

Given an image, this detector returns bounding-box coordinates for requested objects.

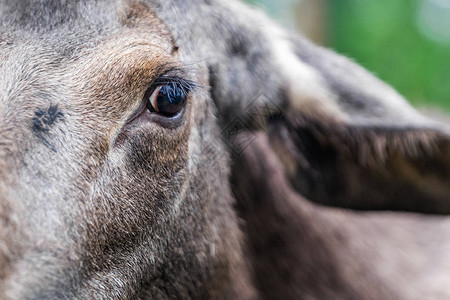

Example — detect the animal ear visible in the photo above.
[257,36,450,214]
[264,103,450,214]
[208,9,450,214]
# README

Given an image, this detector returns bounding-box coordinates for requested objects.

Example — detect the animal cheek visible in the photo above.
[121,130,190,177]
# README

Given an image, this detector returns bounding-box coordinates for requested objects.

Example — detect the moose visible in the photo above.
[0,0,449,299]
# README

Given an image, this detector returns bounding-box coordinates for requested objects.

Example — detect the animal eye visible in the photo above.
[146,83,187,117]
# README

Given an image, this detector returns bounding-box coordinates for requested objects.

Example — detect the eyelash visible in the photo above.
[143,74,198,118]
[152,71,199,95]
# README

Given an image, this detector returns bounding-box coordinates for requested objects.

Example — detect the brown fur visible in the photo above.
[0,0,448,299]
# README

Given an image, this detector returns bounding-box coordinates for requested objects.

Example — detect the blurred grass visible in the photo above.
[328,0,450,111]
[246,0,450,112]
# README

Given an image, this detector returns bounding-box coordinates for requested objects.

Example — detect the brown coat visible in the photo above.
[0,0,449,299]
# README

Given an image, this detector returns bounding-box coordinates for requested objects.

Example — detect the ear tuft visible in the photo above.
[285,114,445,166]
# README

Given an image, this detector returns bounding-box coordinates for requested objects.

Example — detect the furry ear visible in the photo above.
[256,35,450,214]
[265,109,450,214]
[203,2,450,214]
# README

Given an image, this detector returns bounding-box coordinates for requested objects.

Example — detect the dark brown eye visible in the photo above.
[146,83,187,117]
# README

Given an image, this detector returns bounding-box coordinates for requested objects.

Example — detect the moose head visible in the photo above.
[0,0,449,299]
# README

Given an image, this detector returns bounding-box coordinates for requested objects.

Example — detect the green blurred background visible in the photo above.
[246,0,450,111]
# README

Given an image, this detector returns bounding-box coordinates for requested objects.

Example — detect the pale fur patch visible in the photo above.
[268,28,347,123]
[224,0,347,123]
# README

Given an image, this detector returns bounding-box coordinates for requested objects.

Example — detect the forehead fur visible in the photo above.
[0,0,115,32]
[0,0,166,33]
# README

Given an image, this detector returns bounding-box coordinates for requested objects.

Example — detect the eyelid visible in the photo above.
[151,75,200,96]
[152,64,200,91]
